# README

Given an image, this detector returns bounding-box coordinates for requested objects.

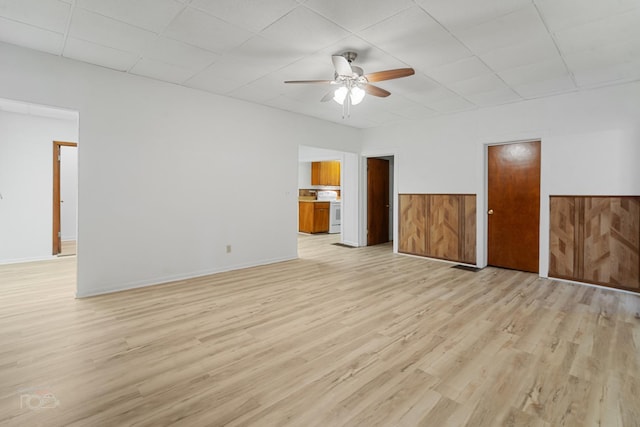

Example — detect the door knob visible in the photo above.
[488,209,494,215]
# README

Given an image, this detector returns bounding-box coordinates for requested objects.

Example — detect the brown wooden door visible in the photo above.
[367,158,389,246]
[488,141,540,272]
[53,141,77,255]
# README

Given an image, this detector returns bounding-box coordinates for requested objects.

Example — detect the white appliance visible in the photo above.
[317,191,341,234]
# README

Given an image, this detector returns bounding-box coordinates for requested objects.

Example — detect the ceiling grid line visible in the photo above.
[530,0,578,88]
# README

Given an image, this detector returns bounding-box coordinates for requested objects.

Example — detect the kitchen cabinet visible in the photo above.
[299,201,330,233]
[311,161,340,186]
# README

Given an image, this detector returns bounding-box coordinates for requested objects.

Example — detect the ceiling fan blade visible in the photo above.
[365,68,415,82]
[332,55,353,76]
[320,91,334,102]
[284,79,334,84]
[364,84,391,98]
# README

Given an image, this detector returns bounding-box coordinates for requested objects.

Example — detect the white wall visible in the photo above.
[0,108,78,263]
[0,42,360,296]
[298,162,312,188]
[362,81,640,277]
[60,145,78,241]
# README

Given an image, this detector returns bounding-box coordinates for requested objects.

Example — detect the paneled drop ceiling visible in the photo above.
[1,0,639,128]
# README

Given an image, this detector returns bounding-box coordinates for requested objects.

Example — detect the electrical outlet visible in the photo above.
[226,245,232,253]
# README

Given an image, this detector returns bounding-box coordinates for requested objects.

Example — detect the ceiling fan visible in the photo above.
[284,52,415,118]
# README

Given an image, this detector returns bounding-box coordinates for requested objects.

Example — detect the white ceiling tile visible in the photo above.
[64,37,139,71]
[398,84,448,103]
[382,96,439,120]
[454,5,551,54]
[498,57,572,87]
[0,17,64,54]
[191,0,298,32]
[0,0,70,33]
[187,38,306,94]
[141,37,218,70]
[230,36,304,73]
[411,37,473,69]
[76,0,184,33]
[304,0,414,32]
[69,8,157,53]
[358,6,471,68]
[164,8,253,53]
[423,93,476,113]
[259,6,350,54]
[564,41,640,87]
[184,63,251,94]
[426,56,493,84]
[463,87,522,106]
[187,54,274,88]
[130,58,197,84]
[227,80,282,104]
[512,75,576,98]
[479,36,560,71]
[553,9,640,55]
[534,0,638,31]
[279,55,336,82]
[449,73,507,96]
[415,0,531,31]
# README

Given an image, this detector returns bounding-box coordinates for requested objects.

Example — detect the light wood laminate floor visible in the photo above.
[1,234,639,426]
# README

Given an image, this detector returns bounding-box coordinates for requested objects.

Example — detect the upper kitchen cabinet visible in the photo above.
[311,161,340,186]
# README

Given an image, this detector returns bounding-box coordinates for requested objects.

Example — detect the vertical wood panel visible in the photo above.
[398,195,426,255]
[428,194,460,261]
[398,194,476,264]
[549,197,576,278]
[583,197,612,284]
[549,196,640,292]
[611,197,640,287]
[463,195,477,264]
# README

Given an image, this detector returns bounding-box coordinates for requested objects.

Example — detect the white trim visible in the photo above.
[0,255,58,265]
[75,255,297,298]
[549,276,640,296]
[397,251,478,268]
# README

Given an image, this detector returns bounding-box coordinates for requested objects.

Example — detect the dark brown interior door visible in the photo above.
[367,158,389,246]
[488,141,540,273]
[53,141,77,255]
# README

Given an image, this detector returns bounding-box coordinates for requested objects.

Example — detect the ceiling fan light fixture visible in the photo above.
[350,86,365,105]
[333,86,348,105]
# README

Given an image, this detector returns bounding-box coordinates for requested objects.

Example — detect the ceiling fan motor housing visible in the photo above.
[341,51,358,63]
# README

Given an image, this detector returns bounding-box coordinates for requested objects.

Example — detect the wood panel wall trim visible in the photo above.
[399,193,476,265]
[549,195,640,293]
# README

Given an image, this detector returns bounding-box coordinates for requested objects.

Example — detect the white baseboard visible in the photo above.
[75,255,297,298]
[0,255,57,265]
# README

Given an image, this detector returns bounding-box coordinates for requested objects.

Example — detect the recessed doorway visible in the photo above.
[52,141,78,256]
[366,156,394,247]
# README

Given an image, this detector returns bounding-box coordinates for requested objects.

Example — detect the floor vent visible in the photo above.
[452,265,483,272]
[332,243,357,249]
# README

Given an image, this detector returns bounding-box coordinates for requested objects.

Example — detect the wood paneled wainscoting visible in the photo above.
[549,196,640,292]
[399,194,476,264]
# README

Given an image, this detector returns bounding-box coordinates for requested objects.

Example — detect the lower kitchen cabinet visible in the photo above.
[299,201,330,233]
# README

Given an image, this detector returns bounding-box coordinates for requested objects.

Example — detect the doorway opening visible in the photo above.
[53,141,78,256]
[366,156,394,247]
[486,140,540,272]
